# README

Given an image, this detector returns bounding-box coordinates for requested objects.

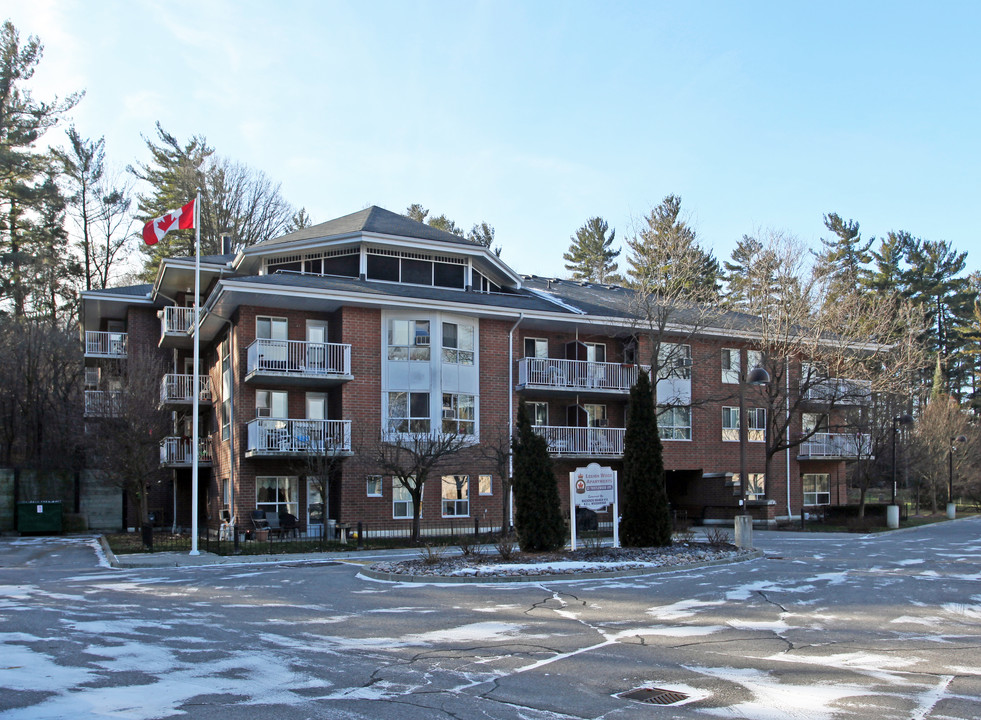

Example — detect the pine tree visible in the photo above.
[620,370,672,547]
[563,216,621,284]
[813,213,873,304]
[53,126,105,291]
[625,195,720,300]
[511,402,565,552]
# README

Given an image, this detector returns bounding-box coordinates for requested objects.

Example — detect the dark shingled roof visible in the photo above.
[169,253,236,264]
[254,206,477,249]
[87,283,154,298]
[227,273,572,314]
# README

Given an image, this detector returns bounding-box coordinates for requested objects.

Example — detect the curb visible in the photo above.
[99,535,120,568]
[358,548,765,584]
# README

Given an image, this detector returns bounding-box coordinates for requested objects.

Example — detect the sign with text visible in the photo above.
[571,463,616,510]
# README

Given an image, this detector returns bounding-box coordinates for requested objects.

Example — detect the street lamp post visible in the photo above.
[735,359,770,549]
[889,414,913,529]
[947,435,967,520]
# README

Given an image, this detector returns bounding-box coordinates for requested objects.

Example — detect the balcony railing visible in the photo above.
[532,425,625,457]
[84,390,122,417]
[804,378,872,404]
[160,374,213,405]
[85,331,127,358]
[246,418,352,456]
[159,437,213,466]
[517,358,651,393]
[161,306,194,335]
[246,339,352,380]
[798,432,872,460]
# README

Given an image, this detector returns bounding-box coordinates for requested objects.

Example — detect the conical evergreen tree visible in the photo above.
[620,370,672,547]
[563,216,621,284]
[511,402,565,552]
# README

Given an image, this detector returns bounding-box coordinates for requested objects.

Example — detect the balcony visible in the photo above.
[159,307,194,348]
[160,374,213,406]
[85,331,127,359]
[517,358,650,396]
[245,339,353,387]
[245,418,353,458]
[798,433,872,460]
[803,378,872,405]
[532,425,625,458]
[160,437,213,467]
[84,390,122,417]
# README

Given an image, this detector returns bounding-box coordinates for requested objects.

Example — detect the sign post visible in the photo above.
[569,463,619,550]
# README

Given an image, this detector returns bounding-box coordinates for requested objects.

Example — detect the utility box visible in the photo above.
[17,501,63,534]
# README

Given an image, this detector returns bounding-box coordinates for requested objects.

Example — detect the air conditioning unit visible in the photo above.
[442,409,455,419]
[256,407,271,418]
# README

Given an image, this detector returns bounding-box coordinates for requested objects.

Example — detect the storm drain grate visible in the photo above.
[619,687,690,705]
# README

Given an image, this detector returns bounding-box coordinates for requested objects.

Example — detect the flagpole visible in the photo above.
[190,190,201,555]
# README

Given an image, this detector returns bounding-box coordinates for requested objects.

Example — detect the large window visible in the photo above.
[722,348,740,384]
[658,406,692,440]
[803,412,830,434]
[388,391,430,433]
[256,476,298,517]
[393,477,415,519]
[524,337,548,358]
[584,404,608,427]
[442,322,474,365]
[219,336,231,441]
[659,343,692,380]
[733,473,766,501]
[528,401,548,426]
[442,393,475,435]
[256,316,287,340]
[722,407,765,442]
[803,473,831,505]
[366,250,467,289]
[388,319,431,361]
[256,390,288,418]
[441,475,469,517]
[585,342,606,363]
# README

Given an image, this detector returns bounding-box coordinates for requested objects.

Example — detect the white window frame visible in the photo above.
[441,475,470,517]
[393,477,416,519]
[584,342,606,363]
[584,404,608,428]
[659,343,692,380]
[479,474,493,496]
[803,473,831,505]
[256,389,288,418]
[442,393,475,435]
[658,405,692,440]
[733,473,766,501]
[441,321,475,365]
[256,316,288,340]
[524,337,548,358]
[723,407,765,442]
[722,348,740,384]
[387,391,431,434]
[388,318,431,362]
[528,401,548,427]
[803,412,830,434]
[256,476,298,518]
[366,475,383,497]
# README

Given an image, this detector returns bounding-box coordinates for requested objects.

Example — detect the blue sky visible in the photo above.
[7,0,979,279]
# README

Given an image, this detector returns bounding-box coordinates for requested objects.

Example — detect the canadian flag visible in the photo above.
[142,199,195,246]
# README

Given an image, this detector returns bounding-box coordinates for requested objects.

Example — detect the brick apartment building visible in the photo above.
[80,206,865,535]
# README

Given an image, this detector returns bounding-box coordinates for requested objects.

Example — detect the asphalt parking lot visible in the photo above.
[1,519,979,719]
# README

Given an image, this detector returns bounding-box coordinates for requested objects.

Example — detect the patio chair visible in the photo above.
[279,512,300,538]
[265,512,284,538]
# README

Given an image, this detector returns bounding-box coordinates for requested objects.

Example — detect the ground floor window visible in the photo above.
[367,475,383,497]
[803,473,831,505]
[479,474,493,495]
[658,405,691,440]
[732,473,765,501]
[442,475,470,517]
[256,476,298,517]
[393,477,416,519]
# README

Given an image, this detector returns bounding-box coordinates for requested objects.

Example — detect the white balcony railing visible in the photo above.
[532,425,625,456]
[85,331,127,358]
[517,358,651,393]
[84,390,122,417]
[804,378,873,404]
[246,338,351,378]
[246,418,352,455]
[159,437,213,466]
[160,374,212,404]
[799,433,872,459]
[161,306,194,336]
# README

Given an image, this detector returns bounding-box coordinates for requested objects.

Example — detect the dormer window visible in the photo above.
[366,248,466,289]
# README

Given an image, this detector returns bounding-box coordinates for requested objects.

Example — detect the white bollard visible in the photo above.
[886,504,900,529]
[734,515,754,549]
[946,502,956,520]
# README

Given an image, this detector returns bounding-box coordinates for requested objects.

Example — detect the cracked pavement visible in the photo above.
[1,519,980,719]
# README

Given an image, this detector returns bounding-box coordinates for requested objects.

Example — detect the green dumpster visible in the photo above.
[17,500,63,534]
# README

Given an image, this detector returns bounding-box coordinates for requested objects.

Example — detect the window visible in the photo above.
[732,473,766,501]
[441,475,469,517]
[479,474,493,495]
[747,350,763,374]
[367,475,383,497]
[722,348,740,384]
[388,391,430,433]
[803,473,831,505]
[256,390,288,418]
[85,367,100,389]
[393,477,415,519]
[388,319,430,361]
[585,342,606,363]
[524,337,548,358]
[803,412,829,434]
[658,406,692,440]
[659,343,692,380]
[722,407,765,441]
[256,476,298,517]
[529,401,548,426]
[221,479,230,515]
[256,316,287,340]
[220,337,231,440]
[584,404,607,428]
[442,393,475,435]
[442,322,475,365]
